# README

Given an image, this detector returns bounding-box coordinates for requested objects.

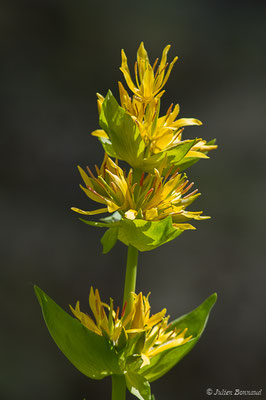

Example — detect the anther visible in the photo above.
[121,302,127,319]
[181,182,194,195]
[139,172,145,187]
[86,166,96,179]
[183,189,198,199]
[86,186,104,200]
[115,307,120,322]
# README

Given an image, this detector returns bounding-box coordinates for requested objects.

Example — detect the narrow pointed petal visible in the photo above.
[91,129,109,139]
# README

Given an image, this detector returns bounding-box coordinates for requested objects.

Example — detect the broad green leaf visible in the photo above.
[176,138,217,172]
[174,157,200,172]
[101,227,118,254]
[169,293,217,335]
[125,372,151,400]
[141,293,217,382]
[140,153,165,173]
[34,286,121,379]
[117,216,183,252]
[99,91,145,167]
[98,137,118,158]
[165,139,196,165]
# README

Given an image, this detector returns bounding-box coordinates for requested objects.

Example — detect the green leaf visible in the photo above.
[99,91,145,167]
[165,139,196,165]
[175,137,217,172]
[169,292,217,336]
[98,136,118,158]
[140,293,217,382]
[125,372,151,400]
[173,156,200,172]
[79,218,111,228]
[117,216,183,252]
[101,227,118,254]
[140,153,165,173]
[34,286,121,379]
[207,138,216,146]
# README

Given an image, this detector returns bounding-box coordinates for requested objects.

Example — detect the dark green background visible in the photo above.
[1,0,265,399]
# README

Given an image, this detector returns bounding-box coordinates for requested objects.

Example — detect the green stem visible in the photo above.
[112,374,126,400]
[123,244,139,317]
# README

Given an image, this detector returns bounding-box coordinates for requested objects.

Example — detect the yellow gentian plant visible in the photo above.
[35,42,217,400]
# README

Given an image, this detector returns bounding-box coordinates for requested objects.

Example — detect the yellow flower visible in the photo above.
[70,288,192,368]
[71,155,209,230]
[120,42,178,103]
[91,42,217,163]
[118,84,215,156]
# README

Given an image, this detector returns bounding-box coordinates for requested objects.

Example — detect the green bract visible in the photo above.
[34,285,121,379]
[34,286,216,400]
[140,293,217,382]
[81,215,187,252]
[99,91,145,167]
[98,91,205,173]
[116,216,183,252]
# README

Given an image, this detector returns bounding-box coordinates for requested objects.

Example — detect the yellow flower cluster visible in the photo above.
[71,154,209,229]
[70,287,192,368]
[92,42,216,160]
[72,42,217,241]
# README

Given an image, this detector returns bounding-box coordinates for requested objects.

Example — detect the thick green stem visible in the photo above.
[113,245,138,398]
[123,244,139,317]
[112,374,126,400]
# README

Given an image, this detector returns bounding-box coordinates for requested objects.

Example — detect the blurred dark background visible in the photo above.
[1,0,266,399]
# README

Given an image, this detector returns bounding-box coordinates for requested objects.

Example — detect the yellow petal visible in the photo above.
[167,104,180,124]
[69,302,101,335]
[146,308,167,328]
[105,200,121,213]
[137,42,149,81]
[126,328,146,334]
[155,44,171,88]
[172,118,202,129]
[182,211,211,220]
[173,223,196,230]
[153,131,173,152]
[120,49,137,94]
[145,208,158,220]
[131,293,145,329]
[160,56,178,88]
[141,64,155,98]
[147,333,191,357]
[71,207,108,215]
[91,129,109,139]
[186,150,209,159]
[77,166,91,187]
[80,185,106,205]
[89,287,100,324]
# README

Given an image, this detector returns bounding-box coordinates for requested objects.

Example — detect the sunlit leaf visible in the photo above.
[34,286,121,379]
[100,91,145,167]
[141,293,217,382]
[117,216,183,252]
[125,372,151,400]
[101,227,118,254]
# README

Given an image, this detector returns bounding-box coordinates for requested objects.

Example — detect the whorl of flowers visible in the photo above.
[71,154,209,231]
[70,287,192,369]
